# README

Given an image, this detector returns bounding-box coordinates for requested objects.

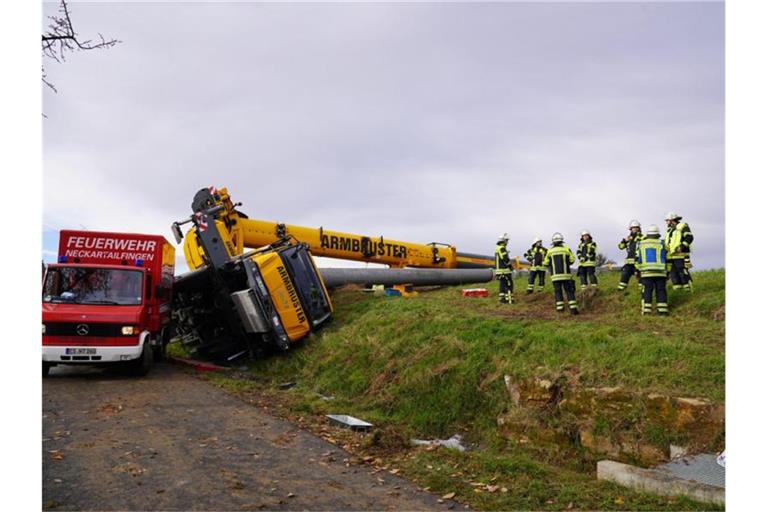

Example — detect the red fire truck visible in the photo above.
[41,230,175,377]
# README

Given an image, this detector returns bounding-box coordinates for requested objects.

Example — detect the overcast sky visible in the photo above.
[42,1,724,272]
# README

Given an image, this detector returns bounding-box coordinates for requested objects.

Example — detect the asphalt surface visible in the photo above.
[43,363,448,511]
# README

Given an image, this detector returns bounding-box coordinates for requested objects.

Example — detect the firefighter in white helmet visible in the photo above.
[543,232,579,314]
[617,220,644,292]
[576,230,598,290]
[524,237,547,293]
[635,224,669,315]
[664,212,694,292]
[494,233,514,304]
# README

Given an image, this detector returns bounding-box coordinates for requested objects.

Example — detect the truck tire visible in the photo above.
[128,342,153,376]
[152,328,170,361]
[151,344,165,362]
[43,362,52,378]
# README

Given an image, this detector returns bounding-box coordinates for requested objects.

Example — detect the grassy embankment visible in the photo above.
[198,269,725,511]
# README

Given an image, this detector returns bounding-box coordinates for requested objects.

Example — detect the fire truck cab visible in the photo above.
[42,230,175,376]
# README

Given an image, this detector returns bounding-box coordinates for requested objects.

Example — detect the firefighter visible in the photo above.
[617,220,643,292]
[543,232,579,314]
[664,212,694,292]
[576,230,598,290]
[524,237,547,293]
[495,233,514,304]
[635,224,669,315]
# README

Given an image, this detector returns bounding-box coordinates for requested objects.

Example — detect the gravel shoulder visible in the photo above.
[43,363,450,511]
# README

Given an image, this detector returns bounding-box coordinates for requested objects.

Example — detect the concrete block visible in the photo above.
[597,460,724,506]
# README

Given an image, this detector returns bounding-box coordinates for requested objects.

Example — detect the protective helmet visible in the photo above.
[628,219,641,229]
[647,224,660,236]
[551,232,564,243]
[581,230,590,237]
[498,232,509,242]
[665,211,681,221]
[532,237,542,244]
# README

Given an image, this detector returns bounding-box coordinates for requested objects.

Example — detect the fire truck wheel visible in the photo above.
[151,344,165,362]
[152,329,170,361]
[129,342,153,376]
[43,362,52,377]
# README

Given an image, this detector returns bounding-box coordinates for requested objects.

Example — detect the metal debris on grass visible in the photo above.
[326,414,373,432]
[411,433,466,452]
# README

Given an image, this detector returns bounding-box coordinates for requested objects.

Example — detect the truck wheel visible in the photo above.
[129,343,153,376]
[152,328,171,362]
[151,341,165,362]
[43,362,52,377]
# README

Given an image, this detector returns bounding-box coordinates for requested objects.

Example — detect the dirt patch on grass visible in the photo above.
[712,305,725,321]
[455,287,616,321]
[578,287,599,310]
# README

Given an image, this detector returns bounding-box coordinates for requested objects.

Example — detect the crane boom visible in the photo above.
[177,187,497,271]
[169,186,496,361]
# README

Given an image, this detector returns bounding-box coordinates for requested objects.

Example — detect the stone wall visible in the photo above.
[497,373,724,465]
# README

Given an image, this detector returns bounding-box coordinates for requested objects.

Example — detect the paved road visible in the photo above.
[43,363,446,511]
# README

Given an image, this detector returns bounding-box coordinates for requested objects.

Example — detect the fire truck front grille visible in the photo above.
[45,323,124,337]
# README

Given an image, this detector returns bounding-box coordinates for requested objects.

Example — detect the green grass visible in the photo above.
[206,269,725,511]
[397,449,716,511]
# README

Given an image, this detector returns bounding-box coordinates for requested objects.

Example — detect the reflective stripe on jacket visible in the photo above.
[524,245,548,271]
[618,233,644,264]
[495,243,512,275]
[636,237,667,277]
[543,244,575,281]
[578,241,597,267]
[665,222,694,259]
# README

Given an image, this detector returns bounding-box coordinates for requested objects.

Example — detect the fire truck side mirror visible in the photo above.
[171,222,184,245]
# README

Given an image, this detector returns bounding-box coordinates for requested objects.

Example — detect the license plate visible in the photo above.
[65,348,96,355]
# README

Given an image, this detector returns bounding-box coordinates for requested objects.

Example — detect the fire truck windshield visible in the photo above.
[43,267,143,306]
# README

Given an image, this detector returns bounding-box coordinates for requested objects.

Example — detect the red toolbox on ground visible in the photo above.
[462,288,489,297]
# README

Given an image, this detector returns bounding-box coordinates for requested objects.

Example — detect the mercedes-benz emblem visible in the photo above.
[76,324,90,336]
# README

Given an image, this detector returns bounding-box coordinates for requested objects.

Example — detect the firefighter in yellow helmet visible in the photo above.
[617,220,644,292]
[524,237,547,293]
[635,224,669,315]
[576,230,598,290]
[495,233,514,304]
[664,212,694,292]
[543,232,579,314]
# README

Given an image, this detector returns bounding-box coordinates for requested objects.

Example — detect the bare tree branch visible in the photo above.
[42,0,120,92]
[596,253,616,267]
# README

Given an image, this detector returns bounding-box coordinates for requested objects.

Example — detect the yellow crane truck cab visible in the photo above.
[171,192,332,362]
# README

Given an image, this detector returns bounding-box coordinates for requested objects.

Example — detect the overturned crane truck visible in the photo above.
[171,187,494,363]
[171,190,334,362]
[42,230,175,377]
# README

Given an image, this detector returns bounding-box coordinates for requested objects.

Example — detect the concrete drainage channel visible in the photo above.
[598,453,725,506]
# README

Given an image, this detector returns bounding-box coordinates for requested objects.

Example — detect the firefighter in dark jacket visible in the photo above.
[617,220,644,291]
[664,212,694,292]
[635,224,669,315]
[495,233,514,304]
[524,237,547,293]
[576,230,598,290]
[543,232,579,314]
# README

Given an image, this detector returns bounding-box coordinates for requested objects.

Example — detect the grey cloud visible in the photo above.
[43,1,724,272]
